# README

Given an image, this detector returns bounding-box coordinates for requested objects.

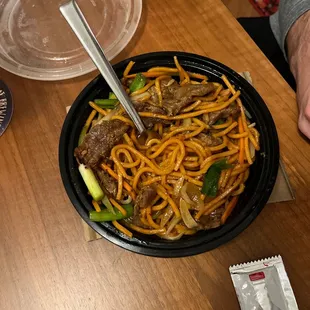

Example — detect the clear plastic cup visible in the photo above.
[0,0,142,80]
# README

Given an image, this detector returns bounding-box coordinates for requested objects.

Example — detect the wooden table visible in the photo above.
[1,1,310,309]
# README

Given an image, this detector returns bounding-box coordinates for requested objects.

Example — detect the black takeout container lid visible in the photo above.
[59,51,279,257]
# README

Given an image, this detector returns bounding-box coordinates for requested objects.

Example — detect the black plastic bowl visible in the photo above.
[59,51,279,257]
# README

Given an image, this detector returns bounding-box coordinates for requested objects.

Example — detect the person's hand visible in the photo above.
[287,10,310,138]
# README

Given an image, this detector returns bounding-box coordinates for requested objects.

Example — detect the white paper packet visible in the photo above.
[229,255,298,310]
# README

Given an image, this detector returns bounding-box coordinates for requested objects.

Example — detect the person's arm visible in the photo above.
[270,1,310,138]
[287,10,310,138]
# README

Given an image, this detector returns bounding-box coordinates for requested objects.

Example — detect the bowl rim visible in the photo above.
[59,51,279,257]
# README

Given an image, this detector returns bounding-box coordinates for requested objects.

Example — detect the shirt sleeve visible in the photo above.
[270,0,310,56]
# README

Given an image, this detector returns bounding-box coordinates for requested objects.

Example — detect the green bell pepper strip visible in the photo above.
[201,159,232,197]
[129,73,146,92]
[78,164,104,201]
[89,204,133,222]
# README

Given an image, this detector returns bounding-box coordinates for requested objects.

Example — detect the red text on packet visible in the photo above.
[249,272,265,281]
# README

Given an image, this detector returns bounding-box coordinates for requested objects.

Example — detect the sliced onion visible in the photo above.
[180,183,195,206]
[158,232,184,240]
[244,107,252,119]
[203,113,209,124]
[186,183,204,210]
[180,199,198,229]
[160,206,174,228]
[131,92,151,102]
[249,141,256,159]
[166,79,175,87]
[101,108,119,121]
[182,118,192,126]
[120,195,132,205]
[180,183,203,210]
[174,176,185,197]
[166,216,181,234]
[248,122,256,128]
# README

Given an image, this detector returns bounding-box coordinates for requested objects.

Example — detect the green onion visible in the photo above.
[129,73,146,92]
[102,195,115,215]
[89,204,133,222]
[78,164,104,201]
[78,110,97,145]
[78,127,88,146]
[201,159,232,197]
[109,92,117,99]
[94,99,118,109]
